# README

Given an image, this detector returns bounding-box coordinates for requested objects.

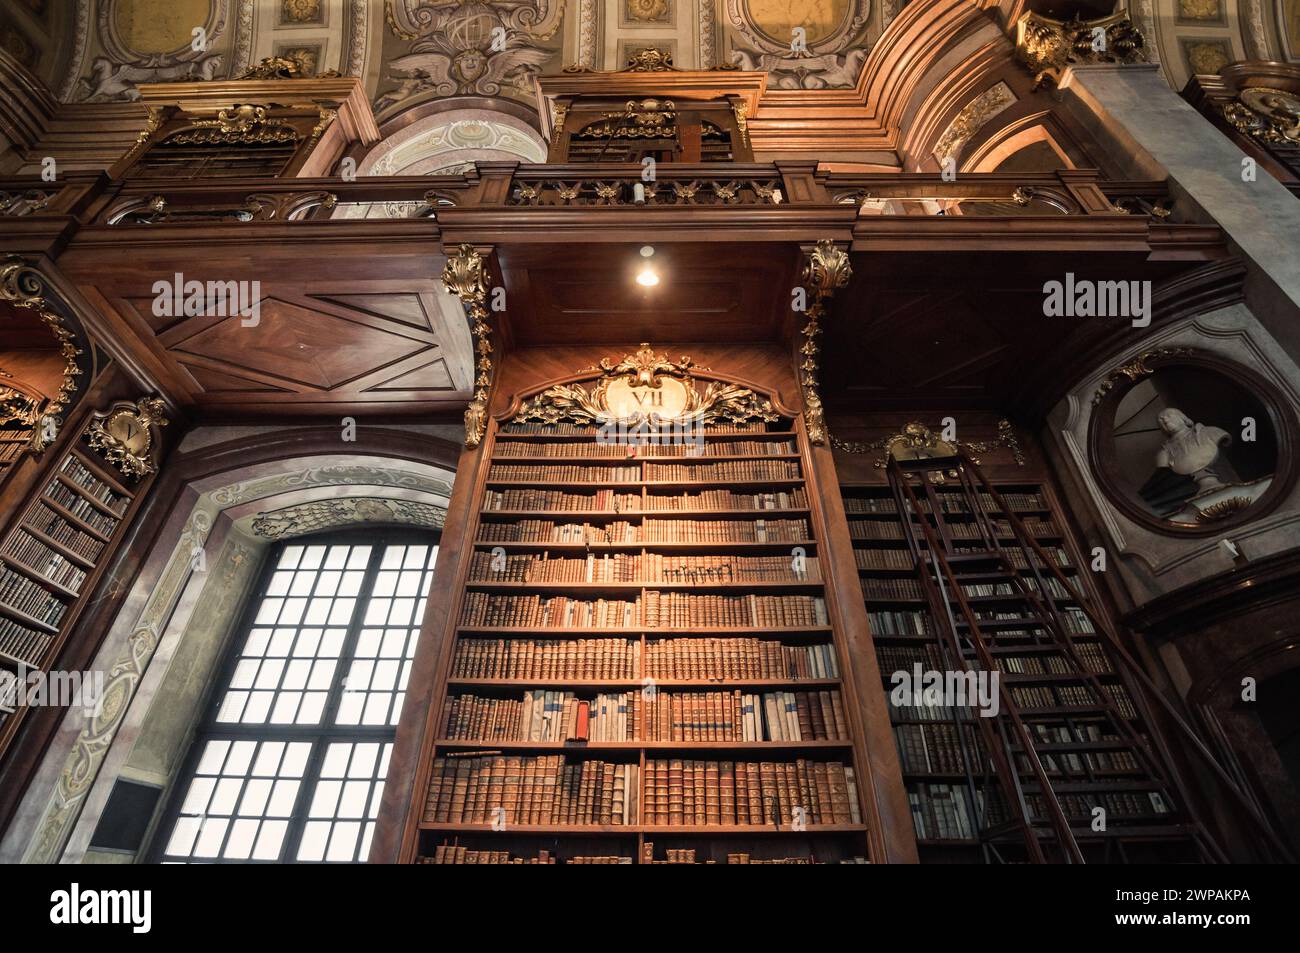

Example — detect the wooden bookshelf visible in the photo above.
[0,425,150,761]
[411,420,873,864]
[842,476,1200,863]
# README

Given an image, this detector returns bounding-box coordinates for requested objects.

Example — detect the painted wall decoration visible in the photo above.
[725,0,872,88]
[375,0,564,112]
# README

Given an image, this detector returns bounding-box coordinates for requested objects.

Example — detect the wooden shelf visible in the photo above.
[434,738,853,751]
[490,453,802,463]
[0,555,80,599]
[479,508,811,519]
[53,473,125,519]
[463,580,822,591]
[39,500,113,542]
[0,600,60,634]
[494,431,796,443]
[15,526,97,569]
[485,478,806,490]
[456,625,834,636]
[472,540,817,552]
[418,822,866,835]
[447,677,843,689]
[408,414,872,863]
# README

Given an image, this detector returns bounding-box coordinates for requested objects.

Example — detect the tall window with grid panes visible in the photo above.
[153,532,439,863]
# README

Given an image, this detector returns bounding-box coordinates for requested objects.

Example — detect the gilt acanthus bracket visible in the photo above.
[441,244,495,449]
[798,240,851,445]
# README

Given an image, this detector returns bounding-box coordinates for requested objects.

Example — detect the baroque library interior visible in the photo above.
[1,0,1299,872]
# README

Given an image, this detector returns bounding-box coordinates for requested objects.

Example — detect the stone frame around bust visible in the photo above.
[1087,348,1298,538]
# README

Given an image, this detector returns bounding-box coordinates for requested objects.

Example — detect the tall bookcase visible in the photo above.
[0,430,144,755]
[413,415,873,864]
[842,472,1200,862]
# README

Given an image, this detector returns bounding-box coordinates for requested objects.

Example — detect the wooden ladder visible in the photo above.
[884,451,1290,863]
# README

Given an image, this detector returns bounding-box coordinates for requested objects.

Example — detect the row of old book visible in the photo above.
[459,592,830,629]
[1025,724,1140,775]
[642,758,862,827]
[441,689,850,743]
[477,519,637,544]
[424,754,639,825]
[24,504,106,560]
[499,421,772,436]
[0,566,67,626]
[451,637,641,679]
[1001,643,1112,674]
[641,460,801,482]
[0,615,51,665]
[640,689,849,742]
[1026,790,1168,820]
[1,532,87,591]
[465,550,821,584]
[868,609,930,636]
[643,488,809,512]
[475,517,811,544]
[895,722,983,775]
[639,517,809,543]
[489,464,641,483]
[442,691,634,742]
[59,455,129,514]
[854,547,914,571]
[908,783,980,841]
[1007,683,1135,718]
[492,439,795,458]
[483,489,640,512]
[41,481,121,536]
[420,842,851,863]
[861,577,924,600]
[450,636,839,682]
[644,637,839,681]
[421,843,627,864]
[643,592,828,628]
[844,490,1045,516]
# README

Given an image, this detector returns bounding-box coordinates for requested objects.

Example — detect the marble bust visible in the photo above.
[1154,408,1232,493]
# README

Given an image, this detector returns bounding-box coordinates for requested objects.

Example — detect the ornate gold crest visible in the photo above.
[85,397,169,479]
[514,343,778,429]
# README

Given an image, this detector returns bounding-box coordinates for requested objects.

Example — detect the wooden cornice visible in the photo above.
[137,75,381,145]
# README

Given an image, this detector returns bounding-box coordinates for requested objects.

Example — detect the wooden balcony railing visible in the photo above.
[0,165,1175,227]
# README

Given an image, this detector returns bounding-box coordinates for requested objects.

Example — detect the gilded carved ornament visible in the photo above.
[0,257,84,450]
[1014,11,1147,88]
[514,343,778,429]
[1222,88,1300,146]
[798,240,851,446]
[1092,347,1195,405]
[441,244,495,449]
[85,397,169,479]
[831,419,1026,472]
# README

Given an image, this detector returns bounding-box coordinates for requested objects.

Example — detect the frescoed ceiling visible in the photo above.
[0,1,1297,130]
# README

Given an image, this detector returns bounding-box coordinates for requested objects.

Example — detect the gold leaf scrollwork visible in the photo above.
[1092,347,1194,405]
[831,419,1026,470]
[0,257,84,434]
[441,244,494,449]
[798,240,851,446]
[85,396,169,479]
[514,343,778,429]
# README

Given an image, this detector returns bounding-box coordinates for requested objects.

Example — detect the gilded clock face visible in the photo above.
[107,411,150,455]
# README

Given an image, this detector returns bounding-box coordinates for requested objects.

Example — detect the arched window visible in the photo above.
[151,530,439,863]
